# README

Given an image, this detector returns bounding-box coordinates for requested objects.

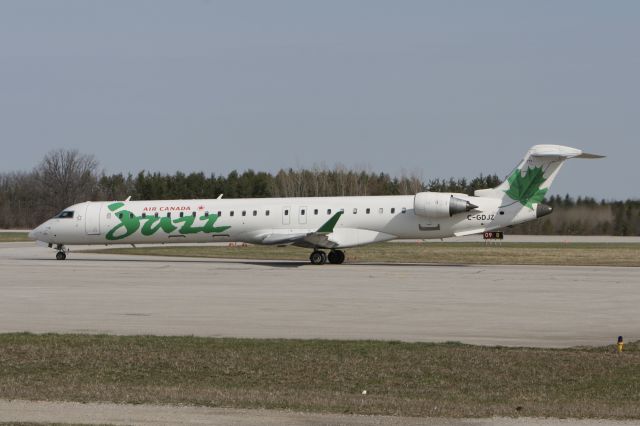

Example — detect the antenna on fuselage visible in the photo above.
[217,194,223,199]
[124,196,132,202]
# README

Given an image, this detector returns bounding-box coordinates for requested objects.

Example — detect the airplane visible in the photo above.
[29,144,602,264]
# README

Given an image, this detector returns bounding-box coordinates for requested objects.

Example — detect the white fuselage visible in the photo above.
[29,193,537,248]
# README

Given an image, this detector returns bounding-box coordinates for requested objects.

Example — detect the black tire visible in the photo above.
[56,251,66,261]
[328,250,345,264]
[309,251,326,265]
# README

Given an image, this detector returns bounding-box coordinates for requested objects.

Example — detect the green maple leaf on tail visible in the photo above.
[504,166,548,209]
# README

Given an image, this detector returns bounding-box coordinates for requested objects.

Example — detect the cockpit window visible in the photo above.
[54,210,74,219]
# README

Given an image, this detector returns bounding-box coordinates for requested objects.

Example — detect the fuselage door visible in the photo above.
[298,206,307,224]
[282,206,290,225]
[84,202,102,235]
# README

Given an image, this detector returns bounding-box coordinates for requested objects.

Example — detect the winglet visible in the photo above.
[317,211,343,233]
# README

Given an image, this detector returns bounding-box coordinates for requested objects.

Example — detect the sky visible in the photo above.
[0,1,638,200]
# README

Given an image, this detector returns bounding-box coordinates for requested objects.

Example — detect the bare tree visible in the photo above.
[35,149,99,216]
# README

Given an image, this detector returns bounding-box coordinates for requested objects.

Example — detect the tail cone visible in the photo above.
[536,204,553,218]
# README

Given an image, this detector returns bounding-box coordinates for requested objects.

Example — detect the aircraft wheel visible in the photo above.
[309,251,326,265]
[56,251,66,261]
[328,250,345,264]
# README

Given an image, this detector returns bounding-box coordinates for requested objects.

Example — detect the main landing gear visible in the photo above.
[55,244,67,261]
[309,249,345,265]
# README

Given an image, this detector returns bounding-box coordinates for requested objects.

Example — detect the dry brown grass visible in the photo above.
[95,242,640,267]
[1,334,639,418]
[0,232,30,243]
[0,424,106,426]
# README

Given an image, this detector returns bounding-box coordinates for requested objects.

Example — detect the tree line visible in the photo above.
[1,149,638,235]
[511,195,639,236]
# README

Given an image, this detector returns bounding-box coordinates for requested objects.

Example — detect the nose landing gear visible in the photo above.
[309,249,345,265]
[55,244,67,261]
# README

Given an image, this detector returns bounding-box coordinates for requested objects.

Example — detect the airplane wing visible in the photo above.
[259,211,343,248]
[261,233,308,245]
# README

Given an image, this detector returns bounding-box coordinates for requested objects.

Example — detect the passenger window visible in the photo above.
[253,210,257,216]
[266,210,270,216]
[301,209,306,215]
[217,211,222,217]
[130,213,134,219]
[230,211,235,217]
[314,209,318,215]
[284,210,289,215]
[154,212,159,218]
[327,209,331,215]
[167,212,171,218]
[242,211,246,217]
[205,212,209,217]
[353,208,357,214]
[391,208,395,214]
[192,212,197,217]
[179,212,184,218]
[141,213,146,219]
[118,213,123,219]
[401,207,407,213]
[366,208,370,214]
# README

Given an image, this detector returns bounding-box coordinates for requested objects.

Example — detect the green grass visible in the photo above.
[0,232,30,242]
[1,333,639,418]
[92,242,640,267]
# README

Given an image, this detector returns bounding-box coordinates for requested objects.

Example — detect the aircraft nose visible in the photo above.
[28,226,40,240]
[29,224,45,241]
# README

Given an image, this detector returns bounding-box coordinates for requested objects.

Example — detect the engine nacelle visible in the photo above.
[414,192,478,218]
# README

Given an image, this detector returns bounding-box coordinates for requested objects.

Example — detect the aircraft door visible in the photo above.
[84,202,102,235]
[298,206,307,224]
[282,206,290,225]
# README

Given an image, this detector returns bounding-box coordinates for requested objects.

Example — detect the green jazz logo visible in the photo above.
[105,202,231,241]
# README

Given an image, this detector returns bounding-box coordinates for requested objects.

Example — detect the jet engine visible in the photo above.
[414,192,478,218]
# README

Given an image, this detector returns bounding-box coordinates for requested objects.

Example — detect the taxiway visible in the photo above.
[1,242,638,347]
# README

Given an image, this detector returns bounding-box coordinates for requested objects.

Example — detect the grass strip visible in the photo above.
[92,242,640,267]
[0,424,109,426]
[0,232,30,243]
[1,333,639,418]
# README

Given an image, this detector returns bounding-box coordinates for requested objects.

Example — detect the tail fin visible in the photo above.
[475,145,604,208]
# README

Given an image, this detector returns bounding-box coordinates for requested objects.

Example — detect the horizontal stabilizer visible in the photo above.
[527,145,605,159]
[575,152,605,159]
